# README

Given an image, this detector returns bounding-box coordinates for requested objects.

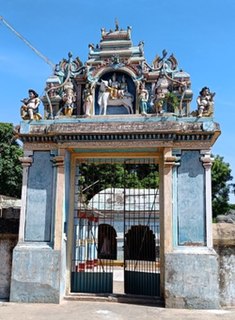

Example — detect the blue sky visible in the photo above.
[1,0,235,202]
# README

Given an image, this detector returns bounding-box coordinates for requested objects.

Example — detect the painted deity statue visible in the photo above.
[20,89,42,120]
[97,74,133,115]
[138,83,149,116]
[57,79,76,116]
[82,84,93,117]
[97,80,111,115]
[108,73,121,99]
[154,75,169,114]
[197,87,215,117]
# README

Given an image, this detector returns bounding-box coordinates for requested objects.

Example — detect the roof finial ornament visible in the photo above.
[115,18,119,31]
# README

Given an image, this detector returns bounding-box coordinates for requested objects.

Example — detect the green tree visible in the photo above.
[0,123,23,198]
[78,155,235,219]
[78,162,159,203]
[164,92,180,113]
[211,155,233,218]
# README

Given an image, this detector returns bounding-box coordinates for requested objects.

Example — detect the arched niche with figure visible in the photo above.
[94,71,136,115]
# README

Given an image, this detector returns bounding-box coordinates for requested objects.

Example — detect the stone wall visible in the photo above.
[213,223,235,307]
[0,234,18,299]
[164,250,219,309]
[0,207,19,299]
[157,222,235,309]
[1,200,235,307]
[10,245,61,303]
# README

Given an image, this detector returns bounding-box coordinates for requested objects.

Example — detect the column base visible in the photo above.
[10,243,62,303]
[164,249,220,309]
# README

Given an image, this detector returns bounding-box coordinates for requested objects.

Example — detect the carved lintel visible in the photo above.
[52,156,64,167]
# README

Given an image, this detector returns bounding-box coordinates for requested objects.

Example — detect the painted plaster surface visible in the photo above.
[0,235,17,299]
[10,246,60,303]
[64,151,71,232]
[213,223,235,306]
[20,116,218,134]
[165,252,219,309]
[216,246,235,306]
[25,151,53,241]
[177,151,205,245]
[0,205,19,300]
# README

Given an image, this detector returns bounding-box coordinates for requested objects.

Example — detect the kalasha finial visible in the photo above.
[68,52,73,62]
[115,18,119,31]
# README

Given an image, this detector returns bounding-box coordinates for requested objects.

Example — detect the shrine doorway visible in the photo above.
[70,157,160,297]
[98,224,117,260]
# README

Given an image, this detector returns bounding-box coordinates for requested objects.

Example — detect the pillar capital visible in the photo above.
[19,156,33,167]
[164,156,178,168]
[200,150,213,170]
[52,156,64,167]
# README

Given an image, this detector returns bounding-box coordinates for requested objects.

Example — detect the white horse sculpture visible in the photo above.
[98,80,133,115]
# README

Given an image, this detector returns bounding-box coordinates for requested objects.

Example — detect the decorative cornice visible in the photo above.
[19,118,220,147]
[20,131,214,144]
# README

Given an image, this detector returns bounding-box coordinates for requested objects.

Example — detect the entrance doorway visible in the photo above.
[71,158,160,297]
[98,224,117,260]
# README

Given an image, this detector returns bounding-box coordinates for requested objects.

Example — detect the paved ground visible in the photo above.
[0,300,235,320]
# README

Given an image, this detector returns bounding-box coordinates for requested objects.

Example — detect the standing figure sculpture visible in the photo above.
[97,80,111,115]
[109,73,120,99]
[197,87,215,117]
[154,75,169,115]
[57,79,76,116]
[97,75,134,115]
[138,83,149,116]
[120,75,128,92]
[82,84,93,117]
[20,89,41,120]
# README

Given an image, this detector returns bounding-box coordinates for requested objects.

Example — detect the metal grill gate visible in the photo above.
[71,158,160,296]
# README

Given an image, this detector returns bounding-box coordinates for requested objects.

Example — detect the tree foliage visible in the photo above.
[211,155,233,218]
[78,162,159,203]
[0,123,23,198]
[78,155,234,218]
[164,92,180,112]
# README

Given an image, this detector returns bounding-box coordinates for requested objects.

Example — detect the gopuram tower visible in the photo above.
[10,23,221,309]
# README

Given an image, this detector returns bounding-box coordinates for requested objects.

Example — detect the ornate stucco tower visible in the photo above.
[10,23,220,308]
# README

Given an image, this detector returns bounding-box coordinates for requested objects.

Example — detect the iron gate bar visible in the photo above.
[71,159,115,293]
[123,159,160,296]
[134,189,158,271]
[71,157,160,296]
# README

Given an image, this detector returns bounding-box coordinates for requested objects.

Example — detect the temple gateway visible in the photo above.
[11,23,221,308]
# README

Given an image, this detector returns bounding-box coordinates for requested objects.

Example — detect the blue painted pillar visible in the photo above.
[173,150,206,246]
[10,150,66,303]
[172,149,214,247]
[200,150,214,248]
[24,151,54,241]
[165,149,219,309]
